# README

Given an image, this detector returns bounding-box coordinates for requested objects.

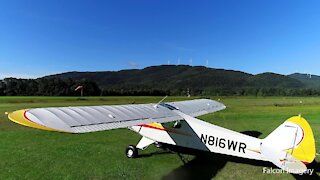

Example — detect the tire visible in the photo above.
[126,145,138,158]
[154,142,163,148]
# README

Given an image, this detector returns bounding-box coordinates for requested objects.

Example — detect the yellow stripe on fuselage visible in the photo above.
[148,123,165,129]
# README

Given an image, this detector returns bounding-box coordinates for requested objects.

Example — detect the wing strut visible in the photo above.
[153,95,168,108]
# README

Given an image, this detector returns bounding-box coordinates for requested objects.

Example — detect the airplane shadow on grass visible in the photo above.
[138,150,172,158]
[139,131,319,180]
[161,130,271,180]
[297,161,320,180]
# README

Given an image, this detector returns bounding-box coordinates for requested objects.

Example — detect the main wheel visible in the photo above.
[125,145,138,158]
[154,142,163,148]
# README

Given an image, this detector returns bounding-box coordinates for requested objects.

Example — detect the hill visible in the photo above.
[44,65,306,95]
[246,72,303,88]
[288,73,320,88]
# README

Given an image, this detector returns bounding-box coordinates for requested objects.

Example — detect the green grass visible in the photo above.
[0,96,319,179]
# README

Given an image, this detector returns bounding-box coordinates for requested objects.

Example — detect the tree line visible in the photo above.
[0,77,101,96]
[1,77,320,96]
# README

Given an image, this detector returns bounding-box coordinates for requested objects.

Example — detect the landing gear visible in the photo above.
[125,145,138,158]
[173,120,181,128]
[126,137,157,158]
[154,141,163,148]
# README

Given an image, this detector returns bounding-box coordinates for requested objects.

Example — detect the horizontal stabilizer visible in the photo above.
[261,143,307,174]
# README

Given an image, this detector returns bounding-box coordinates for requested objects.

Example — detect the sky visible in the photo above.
[1,0,320,79]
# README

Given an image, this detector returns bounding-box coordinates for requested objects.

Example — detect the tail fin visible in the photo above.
[261,116,316,174]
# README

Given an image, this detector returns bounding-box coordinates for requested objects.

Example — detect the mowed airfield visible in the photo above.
[0,96,319,179]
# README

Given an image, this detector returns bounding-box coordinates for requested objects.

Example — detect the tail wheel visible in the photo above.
[126,145,138,158]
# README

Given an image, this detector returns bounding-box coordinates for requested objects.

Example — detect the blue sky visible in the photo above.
[1,0,320,78]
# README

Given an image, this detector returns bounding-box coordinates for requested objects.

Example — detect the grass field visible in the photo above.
[0,96,319,179]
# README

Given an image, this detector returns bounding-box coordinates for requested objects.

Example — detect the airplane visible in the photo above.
[6,98,316,174]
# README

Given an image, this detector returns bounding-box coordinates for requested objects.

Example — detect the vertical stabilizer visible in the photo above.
[261,116,316,174]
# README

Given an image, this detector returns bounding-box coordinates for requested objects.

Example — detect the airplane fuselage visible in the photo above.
[130,110,266,161]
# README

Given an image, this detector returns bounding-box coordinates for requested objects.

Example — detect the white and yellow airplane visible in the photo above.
[7,99,316,174]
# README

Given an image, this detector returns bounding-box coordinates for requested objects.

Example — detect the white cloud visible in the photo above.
[128,61,140,68]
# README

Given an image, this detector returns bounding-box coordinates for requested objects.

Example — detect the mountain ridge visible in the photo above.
[2,65,320,96]
[43,65,320,93]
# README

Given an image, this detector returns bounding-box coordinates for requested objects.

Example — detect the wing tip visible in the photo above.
[7,109,68,133]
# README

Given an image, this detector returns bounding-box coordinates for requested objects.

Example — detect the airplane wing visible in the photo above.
[7,99,226,133]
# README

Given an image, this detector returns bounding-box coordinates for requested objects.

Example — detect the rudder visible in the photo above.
[261,115,316,173]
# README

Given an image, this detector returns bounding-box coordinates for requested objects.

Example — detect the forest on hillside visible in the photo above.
[1,76,320,96]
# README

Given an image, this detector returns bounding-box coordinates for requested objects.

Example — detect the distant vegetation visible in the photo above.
[0,77,101,96]
[1,65,320,96]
